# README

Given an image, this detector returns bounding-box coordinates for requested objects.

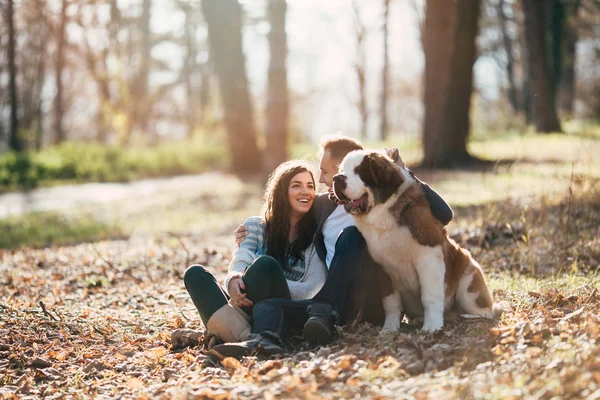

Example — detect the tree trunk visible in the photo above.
[549,0,565,98]
[53,0,68,145]
[522,0,563,133]
[201,0,262,176]
[264,0,289,173]
[182,2,197,138]
[518,14,533,124]
[559,0,580,115]
[138,0,152,139]
[424,0,480,168]
[8,0,22,151]
[125,0,152,144]
[498,0,520,113]
[352,0,368,140]
[421,0,456,167]
[379,0,390,141]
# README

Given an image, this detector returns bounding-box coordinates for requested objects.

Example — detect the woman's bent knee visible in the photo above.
[248,256,281,274]
[183,265,212,286]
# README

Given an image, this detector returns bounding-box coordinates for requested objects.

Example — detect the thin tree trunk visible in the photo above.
[498,0,519,113]
[94,0,120,143]
[125,0,152,144]
[182,3,196,138]
[352,0,368,140]
[139,0,151,139]
[522,0,563,132]
[264,0,289,173]
[426,0,480,168]
[53,0,68,145]
[8,0,22,151]
[380,0,390,140]
[422,0,456,166]
[201,0,262,176]
[559,0,580,115]
[199,61,211,126]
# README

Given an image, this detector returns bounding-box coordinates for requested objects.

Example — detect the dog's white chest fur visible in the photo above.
[354,203,445,320]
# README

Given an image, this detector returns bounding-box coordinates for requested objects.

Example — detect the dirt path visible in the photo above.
[0,172,245,219]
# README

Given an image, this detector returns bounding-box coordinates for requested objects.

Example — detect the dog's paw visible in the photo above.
[381,321,400,334]
[421,320,443,333]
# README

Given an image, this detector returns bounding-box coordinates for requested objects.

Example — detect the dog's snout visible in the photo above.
[333,174,346,183]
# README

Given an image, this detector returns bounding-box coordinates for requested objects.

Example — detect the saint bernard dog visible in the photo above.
[332,150,495,332]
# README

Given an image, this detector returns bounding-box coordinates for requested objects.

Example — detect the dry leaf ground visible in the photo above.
[1,134,600,399]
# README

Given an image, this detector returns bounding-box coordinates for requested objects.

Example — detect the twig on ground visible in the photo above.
[168,232,191,268]
[92,243,116,270]
[180,310,192,321]
[39,301,58,321]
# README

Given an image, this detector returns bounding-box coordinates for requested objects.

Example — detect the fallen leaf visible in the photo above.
[128,377,144,391]
[221,357,241,373]
[30,357,52,369]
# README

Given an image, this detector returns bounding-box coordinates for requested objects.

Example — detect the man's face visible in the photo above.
[319,151,340,189]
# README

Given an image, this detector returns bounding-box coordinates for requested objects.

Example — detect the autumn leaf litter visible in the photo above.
[1,183,600,399]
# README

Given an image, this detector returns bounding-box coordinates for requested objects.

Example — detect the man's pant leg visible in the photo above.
[253,298,312,339]
[311,226,370,324]
[312,226,389,326]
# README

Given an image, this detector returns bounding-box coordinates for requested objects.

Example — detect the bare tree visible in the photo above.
[422,0,456,166]
[559,0,581,115]
[201,0,262,176]
[423,0,480,168]
[522,0,563,132]
[264,0,289,173]
[497,0,520,113]
[53,0,68,144]
[20,0,50,149]
[125,0,152,143]
[352,0,368,140]
[379,0,391,140]
[7,0,22,151]
[180,1,200,138]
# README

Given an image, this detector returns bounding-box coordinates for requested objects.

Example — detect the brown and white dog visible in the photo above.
[333,150,495,332]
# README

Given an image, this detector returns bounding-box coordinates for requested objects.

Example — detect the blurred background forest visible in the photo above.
[0,0,599,188]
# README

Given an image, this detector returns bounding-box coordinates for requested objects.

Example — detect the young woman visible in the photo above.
[181,160,327,344]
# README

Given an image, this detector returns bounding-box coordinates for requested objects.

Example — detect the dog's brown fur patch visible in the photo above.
[389,184,446,248]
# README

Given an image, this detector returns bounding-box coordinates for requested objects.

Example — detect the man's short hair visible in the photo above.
[319,134,363,162]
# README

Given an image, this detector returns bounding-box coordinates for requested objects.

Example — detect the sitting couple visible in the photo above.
[183,135,453,359]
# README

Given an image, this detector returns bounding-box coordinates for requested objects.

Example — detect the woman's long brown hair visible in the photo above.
[262,160,318,270]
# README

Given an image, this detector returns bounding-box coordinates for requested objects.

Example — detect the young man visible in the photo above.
[212,135,453,359]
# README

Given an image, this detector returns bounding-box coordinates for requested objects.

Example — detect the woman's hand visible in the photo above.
[234,225,249,247]
[228,277,253,307]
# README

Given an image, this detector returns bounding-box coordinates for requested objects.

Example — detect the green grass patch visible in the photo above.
[0,211,124,249]
[0,139,227,192]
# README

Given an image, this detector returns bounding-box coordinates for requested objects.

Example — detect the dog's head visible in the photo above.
[332,150,405,215]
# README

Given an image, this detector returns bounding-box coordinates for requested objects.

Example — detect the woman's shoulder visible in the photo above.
[243,216,264,227]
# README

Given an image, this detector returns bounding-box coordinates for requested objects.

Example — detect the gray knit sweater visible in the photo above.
[225,216,327,300]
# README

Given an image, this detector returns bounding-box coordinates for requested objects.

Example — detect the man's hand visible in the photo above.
[234,225,249,247]
[228,277,253,307]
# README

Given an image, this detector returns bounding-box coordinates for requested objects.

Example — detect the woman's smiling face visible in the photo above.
[288,171,316,217]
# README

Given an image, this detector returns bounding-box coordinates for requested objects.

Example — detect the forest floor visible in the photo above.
[1,133,600,399]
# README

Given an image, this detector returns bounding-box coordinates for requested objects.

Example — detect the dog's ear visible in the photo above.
[356,153,380,188]
[358,153,403,188]
[358,152,404,203]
